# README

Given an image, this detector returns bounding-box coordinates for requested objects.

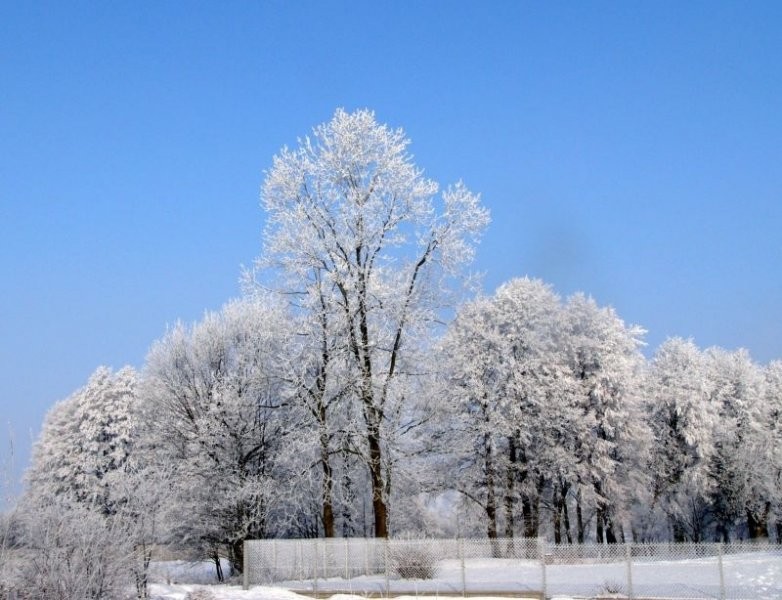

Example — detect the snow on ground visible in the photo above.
[148,590,547,600]
[147,551,781,600]
[148,583,306,600]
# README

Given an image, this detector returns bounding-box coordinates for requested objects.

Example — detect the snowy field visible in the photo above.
[149,590,543,600]
[147,551,782,600]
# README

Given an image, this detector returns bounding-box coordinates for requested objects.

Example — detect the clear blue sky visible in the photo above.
[1,1,780,490]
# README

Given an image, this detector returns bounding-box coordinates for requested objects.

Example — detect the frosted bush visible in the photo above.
[389,544,437,579]
[184,589,217,600]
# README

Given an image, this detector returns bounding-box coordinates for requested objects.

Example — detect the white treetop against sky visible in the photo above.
[1,2,781,490]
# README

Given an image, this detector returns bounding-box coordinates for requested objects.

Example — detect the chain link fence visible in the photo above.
[244,538,781,599]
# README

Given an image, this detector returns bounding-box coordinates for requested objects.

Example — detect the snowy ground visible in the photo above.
[147,551,781,600]
[149,589,545,600]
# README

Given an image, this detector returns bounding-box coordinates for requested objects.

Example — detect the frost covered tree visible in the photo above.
[704,348,766,541]
[560,294,647,543]
[11,495,134,600]
[18,367,142,598]
[440,281,650,544]
[764,360,782,540]
[140,297,297,574]
[279,293,358,538]
[438,294,506,539]
[26,366,139,513]
[257,108,489,537]
[491,280,574,543]
[645,338,715,541]
[440,278,578,541]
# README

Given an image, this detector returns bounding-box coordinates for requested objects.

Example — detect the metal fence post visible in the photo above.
[539,538,547,600]
[384,538,391,597]
[345,537,350,580]
[298,539,304,581]
[365,537,370,575]
[243,540,249,590]
[459,537,466,597]
[323,538,328,578]
[273,538,278,581]
[313,539,319,595]
[625,542,634,599]
[718,542,726,600]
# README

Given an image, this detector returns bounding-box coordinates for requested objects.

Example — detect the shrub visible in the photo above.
[184,589,217,600]
[390,543,436,579]
[597,578,626,597]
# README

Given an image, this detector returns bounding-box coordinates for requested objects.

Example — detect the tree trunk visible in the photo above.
[562,495,573,544]
[576,489,585,543]
[528,474,544,537]
[604,509,618,544]
[596,508,605,544]
[672,518,686,543]
[522,494,537,537]
[229,539,244,575]
[504,434,517,539]
[367,424,388,538]
[213,549,225,582]
[747,503,770,540]
[134,543,152,599]
[320,413,335,538]
[342,455,354,537]
[322,463,335,538]
[484,432,498,540]
[552,484,562,544]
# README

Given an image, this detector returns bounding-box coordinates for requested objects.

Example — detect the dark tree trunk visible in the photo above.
[576,489,585,544]
[342,455,354,537]
[552,484,562,544]
[134,544,152,599]
[747,503,770,540]
[213,549,225,582]
[319,401,335,537]
[604,509,618,544]
[367,423,388,538]
[504,434,517,539]
[596,508,605,544]
[484,432,498,540]
[672,519,686,543]
[522,494,535,537]
[562,495,573,544]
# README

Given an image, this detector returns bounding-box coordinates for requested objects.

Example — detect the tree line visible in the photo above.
[3,110,781,597]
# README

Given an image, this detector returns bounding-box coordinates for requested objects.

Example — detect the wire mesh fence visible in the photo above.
[243,538,782,599]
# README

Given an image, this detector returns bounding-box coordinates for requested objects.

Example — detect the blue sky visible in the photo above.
[1,1,780,490]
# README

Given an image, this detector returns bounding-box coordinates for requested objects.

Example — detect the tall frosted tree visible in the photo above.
[645,338,715,541]
[27,366,139,513]
[560,294,647,543]
[140,297,297,574]
[705,348,766,541]
[764,361,782,540]
[257,108,489,537]
[441,278,572,540]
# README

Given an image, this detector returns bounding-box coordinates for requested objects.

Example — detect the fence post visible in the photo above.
[273,539,278,581]
[298,539,304,581]
[243,540,249,590]
[365,537,370,575]
[345,537,350,580]
[313,539,319,596]
[539,538,547,600]
[459,537,466,597]
[625,542,634,599]
[384,538,391,598]
[718,542,726,600]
